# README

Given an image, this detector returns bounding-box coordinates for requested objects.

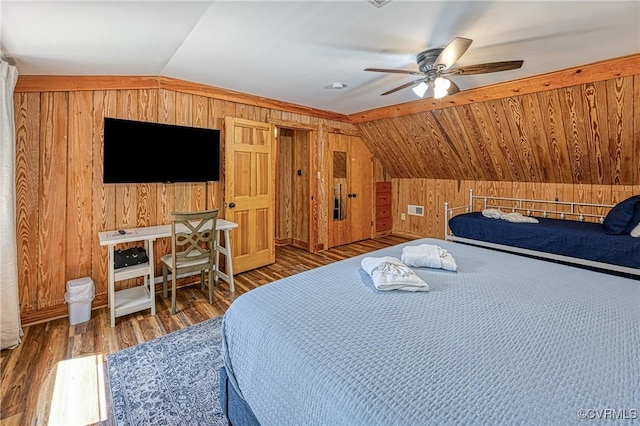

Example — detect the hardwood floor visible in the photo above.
[0,235,412,426]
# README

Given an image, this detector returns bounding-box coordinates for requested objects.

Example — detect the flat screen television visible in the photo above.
[103,117,220,184]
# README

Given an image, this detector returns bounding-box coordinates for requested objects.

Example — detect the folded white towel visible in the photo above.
[438,248,458,272]
[401,244,441,269]
[401,244,458,272]
[499,212,539,223]
[482,208,539,224]
[482,208,503,219]
[361,256,429,292]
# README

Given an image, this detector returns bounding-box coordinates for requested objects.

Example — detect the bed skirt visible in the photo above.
[219,366,260,426]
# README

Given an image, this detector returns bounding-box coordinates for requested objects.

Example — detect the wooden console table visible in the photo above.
[98,219,238,327]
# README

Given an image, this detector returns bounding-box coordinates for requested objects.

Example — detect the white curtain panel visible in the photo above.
[0,60,22,350]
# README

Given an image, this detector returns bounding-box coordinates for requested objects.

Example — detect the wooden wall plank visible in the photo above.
[91,90,117,299]
[276,131,293,241]
[66,91,94,282]
[37,92,68,310]
[293,130,309,244]
[518,93,554,182]
[582,81,608,185]
[538,90,573,184]
[607,77,635,185]
[136,89,158,228]
[15,92,41,312]
[501,96,538,181]
[634,76,640,185]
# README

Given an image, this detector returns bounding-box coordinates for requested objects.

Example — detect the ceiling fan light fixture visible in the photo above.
[412,81,429,98]
[433,77,451,99]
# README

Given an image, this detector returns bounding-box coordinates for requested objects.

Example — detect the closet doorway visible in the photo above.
[275,127,317,252]
[327,133,373,248]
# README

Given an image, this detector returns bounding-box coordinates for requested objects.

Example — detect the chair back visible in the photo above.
[170,209,219,268]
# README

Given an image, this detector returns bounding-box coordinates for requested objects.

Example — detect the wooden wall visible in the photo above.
[13,77,356,324]
[353,54,640,186]
[276,128,310,247]
[13,55,640,324]
[391,179,640,239]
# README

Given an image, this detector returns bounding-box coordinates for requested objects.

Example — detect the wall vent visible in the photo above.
[367,0,392,8]
[408,205,424,216]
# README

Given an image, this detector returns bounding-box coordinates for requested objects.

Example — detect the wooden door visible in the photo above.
[328,133,350,247]
[225,117,275,273]
[327,133,372,248]
[348,136,373,242]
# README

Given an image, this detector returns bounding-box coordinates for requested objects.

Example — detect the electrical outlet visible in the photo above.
[401,213,406,220]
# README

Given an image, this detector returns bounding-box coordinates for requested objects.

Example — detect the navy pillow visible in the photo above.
[603,195,640,234]
[624,202,640,234]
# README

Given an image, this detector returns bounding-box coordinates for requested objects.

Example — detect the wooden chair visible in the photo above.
[161,209,219,314]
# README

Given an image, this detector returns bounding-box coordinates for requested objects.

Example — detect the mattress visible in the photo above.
[221,238,640,425]
[448,212,640,269]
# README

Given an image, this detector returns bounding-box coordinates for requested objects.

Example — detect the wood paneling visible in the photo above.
[14,80,356,324]
[349,54,640,123]
[13,54,639,323]
[355,71,639,185]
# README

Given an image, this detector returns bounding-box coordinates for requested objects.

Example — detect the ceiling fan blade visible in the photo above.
[364,67,422,75]
[381,79,424,96]
[434,37,473,70]
[445,60,524,76]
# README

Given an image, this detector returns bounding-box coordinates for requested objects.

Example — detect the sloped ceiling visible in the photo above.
[353,57,640,185]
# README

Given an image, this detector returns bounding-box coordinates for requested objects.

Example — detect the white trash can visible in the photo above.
[65,277,95,325]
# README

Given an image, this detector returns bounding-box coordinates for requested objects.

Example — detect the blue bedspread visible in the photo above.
[221,239,639,425]
[449,212,640,269]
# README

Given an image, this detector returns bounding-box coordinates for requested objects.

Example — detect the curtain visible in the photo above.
[0,60,22,350]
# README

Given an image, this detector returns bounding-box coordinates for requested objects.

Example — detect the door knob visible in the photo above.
[229,202,236,208]
[348,194,353,198]
[351,193,357,198]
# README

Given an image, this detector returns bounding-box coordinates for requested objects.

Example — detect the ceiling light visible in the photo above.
[433,77,451,99]
[325,82,348,90]
[412,81,428,98]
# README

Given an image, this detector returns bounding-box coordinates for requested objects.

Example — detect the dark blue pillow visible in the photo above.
[603,195,640,234]
[624,202,640,234]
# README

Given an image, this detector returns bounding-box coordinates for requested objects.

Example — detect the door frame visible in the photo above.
[270,119,319,253]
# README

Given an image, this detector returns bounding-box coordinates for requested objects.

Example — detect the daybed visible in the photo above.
[220,238,639,425]
[445,190,640,275]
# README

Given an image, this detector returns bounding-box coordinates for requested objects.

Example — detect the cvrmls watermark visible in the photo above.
[577,409,638,420]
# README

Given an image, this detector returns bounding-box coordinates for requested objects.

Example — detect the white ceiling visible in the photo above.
[2,1,639,115]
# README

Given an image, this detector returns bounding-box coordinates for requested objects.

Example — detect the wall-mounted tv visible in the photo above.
[103,117,220,184]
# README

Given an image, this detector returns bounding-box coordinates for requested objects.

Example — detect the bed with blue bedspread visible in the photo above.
[220,238,639,425]
[445,192,640,275]
[448,212,640,270]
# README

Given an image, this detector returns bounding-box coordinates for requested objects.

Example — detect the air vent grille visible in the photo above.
[367,0,392,8]
[408,205,424,216]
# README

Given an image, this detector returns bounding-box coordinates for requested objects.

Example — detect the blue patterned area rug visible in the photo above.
[107,316,227,426]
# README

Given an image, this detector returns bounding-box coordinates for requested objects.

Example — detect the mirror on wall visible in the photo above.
[332,151,347,221]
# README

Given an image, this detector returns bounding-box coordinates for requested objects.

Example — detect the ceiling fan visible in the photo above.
[364,37,523,99]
